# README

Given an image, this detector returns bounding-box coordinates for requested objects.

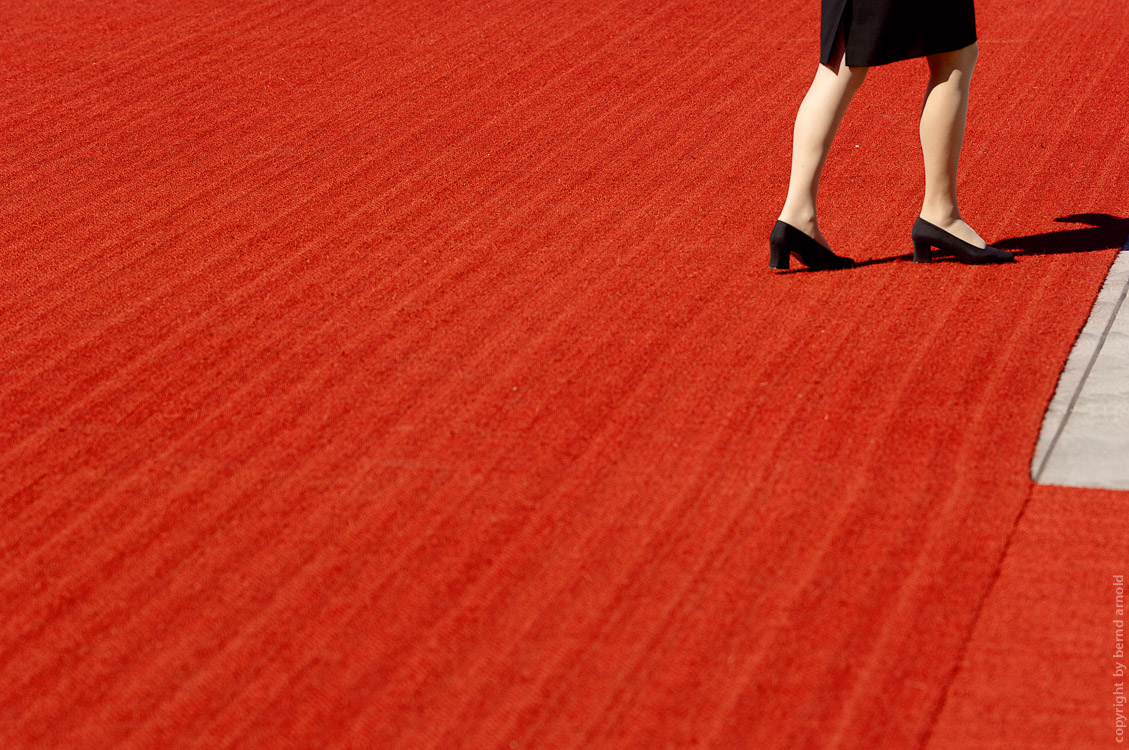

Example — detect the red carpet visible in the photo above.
[1,0,1128,747]
[930,484,1129,750]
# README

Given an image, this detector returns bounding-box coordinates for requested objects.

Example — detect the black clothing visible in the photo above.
[821,0,978,67]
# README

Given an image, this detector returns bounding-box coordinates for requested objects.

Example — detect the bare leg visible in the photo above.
[778,30,868,249]
[919,42,984,247]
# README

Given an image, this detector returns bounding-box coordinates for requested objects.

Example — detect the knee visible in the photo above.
[844,65,868,91]
[929,42,978,81]
[963,42,979,68]
[814,58,868,94]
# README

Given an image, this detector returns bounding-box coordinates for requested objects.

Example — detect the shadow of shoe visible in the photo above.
[994,213,1129,256]
[813,214,1128,270]
[851,254,909,268]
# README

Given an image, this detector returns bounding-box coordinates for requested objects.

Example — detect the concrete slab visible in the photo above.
[1032,247,1129,489]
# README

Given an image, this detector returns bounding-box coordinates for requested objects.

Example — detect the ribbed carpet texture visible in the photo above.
[2,0,1128,747]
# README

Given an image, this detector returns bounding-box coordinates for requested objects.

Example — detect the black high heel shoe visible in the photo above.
[911,217,1015,264]
[768,220,856,270]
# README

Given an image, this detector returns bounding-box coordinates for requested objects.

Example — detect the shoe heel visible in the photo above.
[769,242,790,269]
[913,240,932,264]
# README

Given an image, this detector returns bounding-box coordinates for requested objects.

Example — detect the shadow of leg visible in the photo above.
[994,214,1129,256]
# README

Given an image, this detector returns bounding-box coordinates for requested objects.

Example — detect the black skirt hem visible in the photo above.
[823,31,978,68]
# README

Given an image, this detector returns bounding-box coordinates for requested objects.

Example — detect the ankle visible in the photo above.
[919,204,961,227]
[777,207,819,237]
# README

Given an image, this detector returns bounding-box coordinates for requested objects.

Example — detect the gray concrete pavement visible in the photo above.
[1032,248,1129,490]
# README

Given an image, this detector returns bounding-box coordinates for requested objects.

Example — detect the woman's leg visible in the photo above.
[778,30,868,248]
[919,42,984,247]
